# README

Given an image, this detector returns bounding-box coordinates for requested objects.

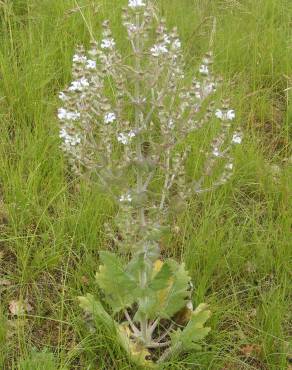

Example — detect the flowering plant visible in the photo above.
[58,0,242,366]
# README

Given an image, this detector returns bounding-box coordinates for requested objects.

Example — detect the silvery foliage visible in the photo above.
[58,0,242,366]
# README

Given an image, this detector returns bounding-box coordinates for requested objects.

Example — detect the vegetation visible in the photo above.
[0,0,291,369]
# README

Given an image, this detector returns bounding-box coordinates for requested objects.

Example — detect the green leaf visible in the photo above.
[135,259,191,320]
[163,261,191,316]
[78,293,113,327]
[96,251,138,313]
[131,191,148,207]
[148,262,172,291]
[170,303,211,351]
[126,253,146,281]
[144,225,170,242]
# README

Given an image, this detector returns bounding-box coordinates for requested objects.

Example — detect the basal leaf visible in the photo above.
[117,324,156,368]
[158,260,191,318]
[135,259,191,320]
[148,261,172,291]
[170,303,211,351]
[78,293,113,327]
[96,251,138,313]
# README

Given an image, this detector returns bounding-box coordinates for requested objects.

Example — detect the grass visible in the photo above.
[0,0,291,368]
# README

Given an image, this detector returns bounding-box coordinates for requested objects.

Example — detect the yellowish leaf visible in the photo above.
[118,324,156,368]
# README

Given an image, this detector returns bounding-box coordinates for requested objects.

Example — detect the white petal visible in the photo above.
[199,64,209,75]
[215,109,223,120]
[128,0,145,8]
[227,110,235,121]
[86,60,96,69]
[232,133,242,144]
[212,148,221,157]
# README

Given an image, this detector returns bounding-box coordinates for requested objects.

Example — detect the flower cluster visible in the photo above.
[117,130,136,145]
[58,0,243,366]
[128,0,145,9]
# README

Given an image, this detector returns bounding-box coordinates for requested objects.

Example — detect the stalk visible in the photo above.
[133,11,149,344]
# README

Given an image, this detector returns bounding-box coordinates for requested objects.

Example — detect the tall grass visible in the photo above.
[0,0,291,368]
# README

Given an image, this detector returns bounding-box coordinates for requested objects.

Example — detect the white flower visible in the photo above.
[67,112,80,121]
[117,131,136,145]
[101,38,116,50]
[168,119,175,129]
[125,22,138,34]
[215,109,235,121]
[117,133,128,145]
[73,54,87,63]
[163,34,171,45]
[128,130,136,138]
[86,59,96,69]
[58,108,67,120]
[104,112,116,124]
[215,109,223,120]
[128,0,145,8]
[58,108,80,121]
[199,64,209,76]
[196,82,216,100]
[59,128,68,138]
[120,193,132,202]
[59,92,68,101]
[70,135,81,146]
[151,44,168,57]
[212,148,221,157]
[69,77,89,91]
[172,39,181,50]
[59,128,81,146]
[226,110,235,121]
[203,82,216,96]
[232,132,242,144]
[226,163,234,170]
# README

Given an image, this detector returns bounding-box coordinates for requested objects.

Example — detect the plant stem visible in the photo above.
[156,322,174,343]
[160,147,171,210]
[133,11,149,344]
[157,342,182,364]
[146,341,171,349]
[124,309,140,336]
[148,317,160,337]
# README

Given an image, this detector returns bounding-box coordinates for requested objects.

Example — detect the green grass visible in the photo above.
[0,0,291,369]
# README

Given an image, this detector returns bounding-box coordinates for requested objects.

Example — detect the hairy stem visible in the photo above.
[156,322,174,343]
[133,11,149,344]
[157,342,182,364]
[146,341,171,349]
[160,147,171,210]
[124,309,140,336]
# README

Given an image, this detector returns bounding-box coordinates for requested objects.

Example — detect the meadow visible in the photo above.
[0,0,291,369]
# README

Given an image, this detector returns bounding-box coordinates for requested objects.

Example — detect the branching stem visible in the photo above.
[124,309,140,336]
[133,11,150,345]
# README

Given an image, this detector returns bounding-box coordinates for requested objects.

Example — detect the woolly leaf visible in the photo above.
[78,293,113,327]
[162,261,191,316]
[148,261,172,291]
[135,259,191,320]
[126,253,147,281]
[96,251,138,313]
[170,303,211,351]
[117,324,156,368]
